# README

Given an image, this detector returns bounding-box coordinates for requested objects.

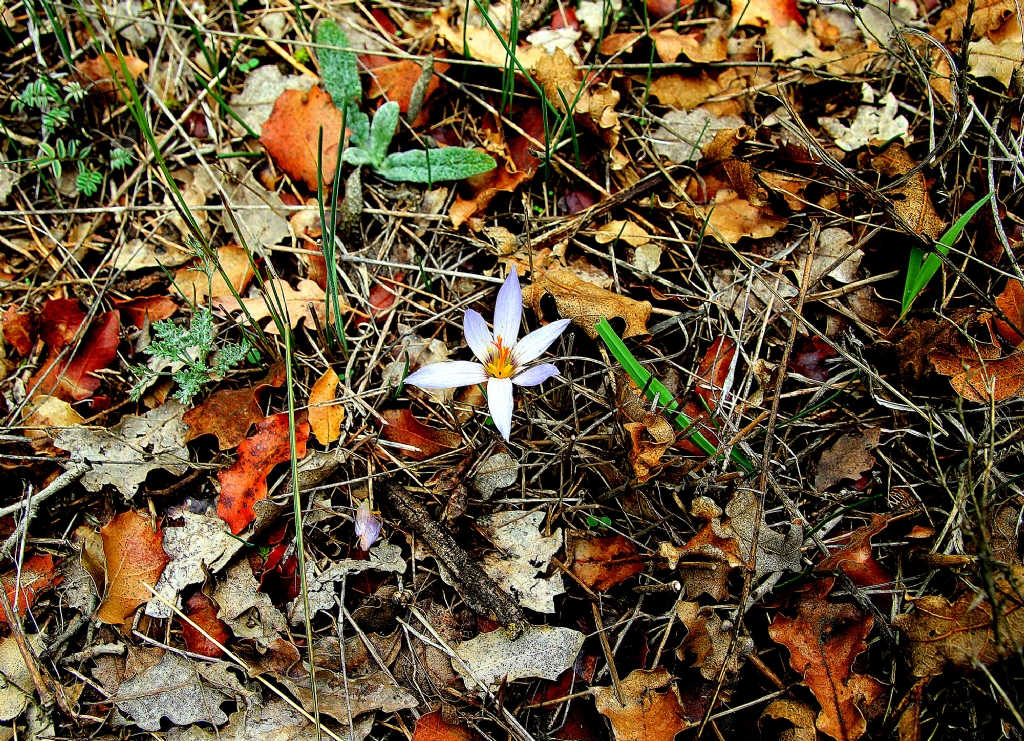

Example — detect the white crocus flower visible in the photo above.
[403,267,571,441]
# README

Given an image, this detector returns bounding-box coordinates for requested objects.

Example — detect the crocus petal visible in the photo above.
[492,267,523,346]
[487,377,514,441]
[513,363,560,387]
[404,361,488,389]
[463,309,493,363]
[353,501,381,552]
[511,318,572,365]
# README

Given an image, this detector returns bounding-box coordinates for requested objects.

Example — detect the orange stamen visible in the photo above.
[484,337,516,379]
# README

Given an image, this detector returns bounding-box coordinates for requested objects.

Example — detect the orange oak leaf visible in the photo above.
[172,244,256,304]
[768,579,884,741]
[97,511,170,625]
[930,346,1024,402]
[181,591,230,658]
[308,368,345,445]
[379,408,461,461]
[217,411,310,534]
[184,362,286,450]
[567,533,645,591]
[260,87,344,190]
[893,570,1024,678]
[592,667,690,741]
[0,554,57,625]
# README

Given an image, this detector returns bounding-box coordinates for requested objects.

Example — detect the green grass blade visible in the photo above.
[594,318,753,471]
[901,192,994,317]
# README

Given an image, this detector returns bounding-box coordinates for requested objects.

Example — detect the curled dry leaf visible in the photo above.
[172,245,255,303]
[814,427,881,491]
[893,567,1024,678]
[111,295,177,327]
[214,560,288,648]
[592,667,690,741]
[768,579,884,741]
[567,532,645,591]
[523,265,652,338]
[659,496,743,601]
[676,601,752,681]
[75,53,148,99]
[259,86,344,190]
[870,143,946,240]
[533,49,620,150]
[683,187,788,245]
[214,278,334,333]
[217,411,310,534]
[727,489,803,581]
[308,367,345,445]
[760,699,818,741]
[816,514,892,593]
[379,408,461,461]
[97,510,170,625]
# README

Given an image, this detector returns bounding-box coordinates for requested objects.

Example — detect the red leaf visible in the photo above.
[355,273,405,327]
[379,408,461,461]
[112,296,178,327]
[995,279,1024,347]
[0,554,57,625]
[413,711,483,741]
[2,306,34,356]
[182,592,230,658]
[816,514,892,592]
[568,533,645,591]
[39,298,85,350]
[788,336,837,382]
[675,337,735,455]
[31,310,121,401]
[218,411,310,534]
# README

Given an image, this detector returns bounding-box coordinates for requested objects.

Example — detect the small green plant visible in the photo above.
[129,309,251,404]
[33,138,102,195]
[75,169,103,196]
[12,76,84,136]
[901,192,994,318]
[315,20,496,184]
[110,147,133,170]
[236,58,259,73]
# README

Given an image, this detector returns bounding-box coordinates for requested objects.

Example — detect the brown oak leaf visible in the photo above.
[592,667,690,741]
[98,511,170,625]
[523,265,651,338]
[768,579,884,741]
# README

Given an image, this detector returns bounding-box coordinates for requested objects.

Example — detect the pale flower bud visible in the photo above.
[353,501,381,551]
